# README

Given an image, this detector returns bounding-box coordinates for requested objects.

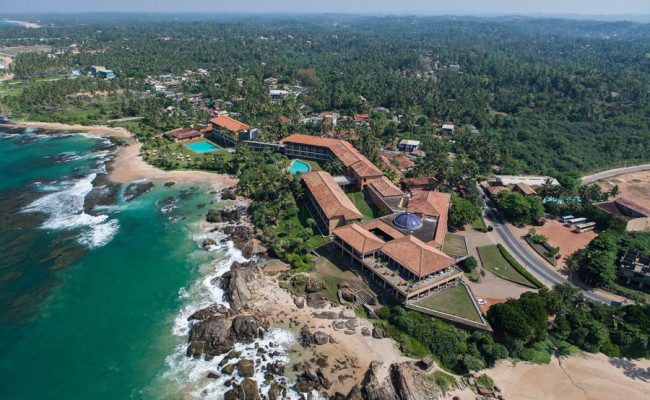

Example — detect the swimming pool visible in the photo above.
[186,141,221,153]
[289,160,311,174]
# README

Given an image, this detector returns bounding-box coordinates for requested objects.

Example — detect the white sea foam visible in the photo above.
[22,173,119,249]
[163,229,322,399]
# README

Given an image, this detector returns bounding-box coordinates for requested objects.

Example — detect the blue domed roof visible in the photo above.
[393,212,422,230]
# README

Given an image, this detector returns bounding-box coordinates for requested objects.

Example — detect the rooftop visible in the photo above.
[210,115,251,132]
[381,235,457,277]
[302,171,363,221]
[168,128,202,139]
[407,190,451,218]
[369,176,404,197]
[332,224,385,253]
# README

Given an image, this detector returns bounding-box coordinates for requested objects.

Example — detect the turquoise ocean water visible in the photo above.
[0,127,299,399]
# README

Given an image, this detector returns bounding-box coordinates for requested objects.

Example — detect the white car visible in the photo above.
[477,299,487,305]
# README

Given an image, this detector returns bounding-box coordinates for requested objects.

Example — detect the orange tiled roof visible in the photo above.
[332,224,385,253]
[281,134,383,179]
[379,153,406,179]
[394,155,415,170]
[359,219,406,241]
[369,176,404,197]
[302,171,363,221]
[381,235,456,277]
[401,177,436,188]
[407,190,451,218]
[210,115,250,132]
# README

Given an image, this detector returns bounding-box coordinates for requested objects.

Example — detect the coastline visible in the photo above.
[2,121,239,186]
[2,19,40,28]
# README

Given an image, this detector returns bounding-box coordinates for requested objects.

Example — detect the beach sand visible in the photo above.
[3,121,238,186]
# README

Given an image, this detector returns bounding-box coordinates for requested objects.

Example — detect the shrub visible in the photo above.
[497,244,544,288]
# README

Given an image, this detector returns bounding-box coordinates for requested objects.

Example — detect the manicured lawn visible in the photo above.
[142,138,233,168]
[471,215,487,232]
[442,233,468,256]
[477,245,536,288]
[414,285,483,323]
[347,191,379,221]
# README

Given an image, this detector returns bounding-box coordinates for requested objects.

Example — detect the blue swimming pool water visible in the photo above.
[289,160,311,174]
[186,141,221,153]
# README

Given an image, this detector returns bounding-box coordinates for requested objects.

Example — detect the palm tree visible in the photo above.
[609,185,620,200]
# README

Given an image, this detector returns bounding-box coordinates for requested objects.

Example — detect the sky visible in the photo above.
[2,0,650,16]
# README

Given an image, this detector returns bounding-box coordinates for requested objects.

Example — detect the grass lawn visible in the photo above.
[471,215,487,232]
[278,203,331,250]
[442,233,468,256]
[347,191,379,221]
[477,245,537,288]
[526,238,557,266]
[414,285,483,323]
[297,159,322,171]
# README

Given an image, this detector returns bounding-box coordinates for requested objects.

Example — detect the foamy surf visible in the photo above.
[163,228,322,399]
[22,173,120,249]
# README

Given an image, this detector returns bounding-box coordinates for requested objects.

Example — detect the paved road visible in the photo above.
[582,164,650,184]
[481,197,612,304]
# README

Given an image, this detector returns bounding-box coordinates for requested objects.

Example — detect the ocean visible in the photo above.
[0,127,299,399]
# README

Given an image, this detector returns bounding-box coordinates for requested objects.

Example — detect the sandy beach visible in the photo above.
[3,121,238,186]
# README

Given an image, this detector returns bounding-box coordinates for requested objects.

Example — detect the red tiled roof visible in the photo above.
[381,235,457,278]
[281,134,383,179]
[394,155,415,170]
[332,224,385,253]
[168,128,202,139]
[302,171,363,221]
[210,115,250,132]
[615,198,650,217]
[407,190,450,218]
[369,176,404,197]
[358,219,406,241]
[401,177,436,188]
[379,154,406,179]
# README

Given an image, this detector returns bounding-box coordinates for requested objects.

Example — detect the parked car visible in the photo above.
[487,225,494,232]
[477,299,487,305]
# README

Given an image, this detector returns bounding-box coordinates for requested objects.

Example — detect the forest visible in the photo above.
[1,14,648,177]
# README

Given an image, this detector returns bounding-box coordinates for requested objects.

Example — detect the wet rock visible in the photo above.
[222,363,236,375]
[221,187,237,200]
[224,388,239,400]
[221,261,265,311]
[318,368,332,390]
[361,327,371,336]
[203,238,217,250]
[206,208,242,223]
[238,359,255,377]
[188,304,224,321]
[187,315,233,358]
[124,181,154,201]
[164,181,176,188]
[372,325,384,339]
[267,360,285,376]
[84,180,121,215]
[268,382,281,400]
[207,371,220,379]
[230,315,265,341]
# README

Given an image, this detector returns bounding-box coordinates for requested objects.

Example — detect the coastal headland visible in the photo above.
[3,120,649,399]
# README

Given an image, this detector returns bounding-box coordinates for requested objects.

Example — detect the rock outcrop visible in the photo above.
[348,361,440,400]
[206,208,243,224]
[220,261,265,311]
[123,181,154,201]
[220,187,237,200]
[186,315,233,360]
[229,315,266,341]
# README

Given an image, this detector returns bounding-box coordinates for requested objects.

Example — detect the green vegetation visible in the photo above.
[477,245,538,288]
[449,194,480,228]
[346,191,379,222]
[432,371,456,391]
[495,190,544,224]
[497,244,545,288]
[525,237,558,266]
[442,233,468,256]
[471,215,488,232]
[414,285,482,323]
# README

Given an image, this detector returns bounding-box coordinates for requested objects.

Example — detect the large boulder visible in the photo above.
[206,208,242,223]
[221,261,265,311]
[351,361,440,400]
[305,279,322,293]
[238,359,255,377]
[230,315,265,341]
[306,293,328,309]
[295,380,316,393]
[221,187,237,200]
[418,355,434,370]
[372,325,384,339]
[313,331,329,345]
[186,315,233,359]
